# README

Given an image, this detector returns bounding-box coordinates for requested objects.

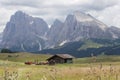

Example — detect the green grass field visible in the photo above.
[0,52,120,80]
[78,40,103,50]
[0,52,51,62]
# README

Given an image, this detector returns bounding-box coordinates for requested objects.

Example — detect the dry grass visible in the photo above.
[0,63,119,80]
[0,54,120,80]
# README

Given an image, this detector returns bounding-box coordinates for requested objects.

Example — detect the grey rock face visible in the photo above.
[58,11,110,41]
[0,33,2,43]
[46,19,63,48]
[46,11,120,47]
[107,26,120,39]
[1,11,49,52]
[1,11,120,52]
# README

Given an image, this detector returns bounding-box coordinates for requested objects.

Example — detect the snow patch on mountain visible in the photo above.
[59,40,68,46]
[21,44,25,51]
[30,21,34,24]
[37,40,42,51]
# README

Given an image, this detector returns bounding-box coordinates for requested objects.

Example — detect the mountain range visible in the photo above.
[0,11,120,57]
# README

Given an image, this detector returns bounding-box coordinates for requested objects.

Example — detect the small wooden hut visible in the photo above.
[47,54,74,64]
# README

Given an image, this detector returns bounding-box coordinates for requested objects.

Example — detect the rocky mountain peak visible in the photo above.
[1,11,48,52]
[14,11,25,16]
[47,11,118,47]
[54,19,62,24]
[45,19,64,48]
[72,11,107,31]
[52,19,63,26]
[10,11,29,22]
[73,11,94,22]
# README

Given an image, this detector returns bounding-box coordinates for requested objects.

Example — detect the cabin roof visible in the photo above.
[56,54,74,59]
[47,54,75,60]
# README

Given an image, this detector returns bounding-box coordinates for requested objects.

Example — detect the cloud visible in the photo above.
[0,0,43,8]
[88,2,120,27]
[83,0,119,11]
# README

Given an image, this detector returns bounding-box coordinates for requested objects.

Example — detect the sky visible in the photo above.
[0,0,120,33]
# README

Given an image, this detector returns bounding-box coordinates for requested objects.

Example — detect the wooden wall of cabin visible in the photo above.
[48,56,65,63]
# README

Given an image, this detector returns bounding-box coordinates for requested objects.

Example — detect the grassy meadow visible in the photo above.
[0,52,120,80]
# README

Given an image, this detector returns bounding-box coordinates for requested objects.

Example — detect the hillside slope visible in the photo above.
[0,52,51,62]
[39,39,120,57]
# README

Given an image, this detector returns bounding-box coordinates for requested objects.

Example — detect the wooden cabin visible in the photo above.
[47,54,74,64]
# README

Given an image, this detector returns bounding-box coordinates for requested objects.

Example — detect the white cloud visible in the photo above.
[85,0,119,10]
[0,0,120,33]
[88,2,120,27]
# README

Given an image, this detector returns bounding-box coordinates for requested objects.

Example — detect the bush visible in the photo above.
[1,48,13,53]
[8,55,12,57]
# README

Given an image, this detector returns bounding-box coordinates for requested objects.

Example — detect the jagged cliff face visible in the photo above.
[1,11,49,52]
[107,26,120,39]
[45,19,64,48]
[0,33,2,43]
[46,11,118,47]
[1,11,120,52]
